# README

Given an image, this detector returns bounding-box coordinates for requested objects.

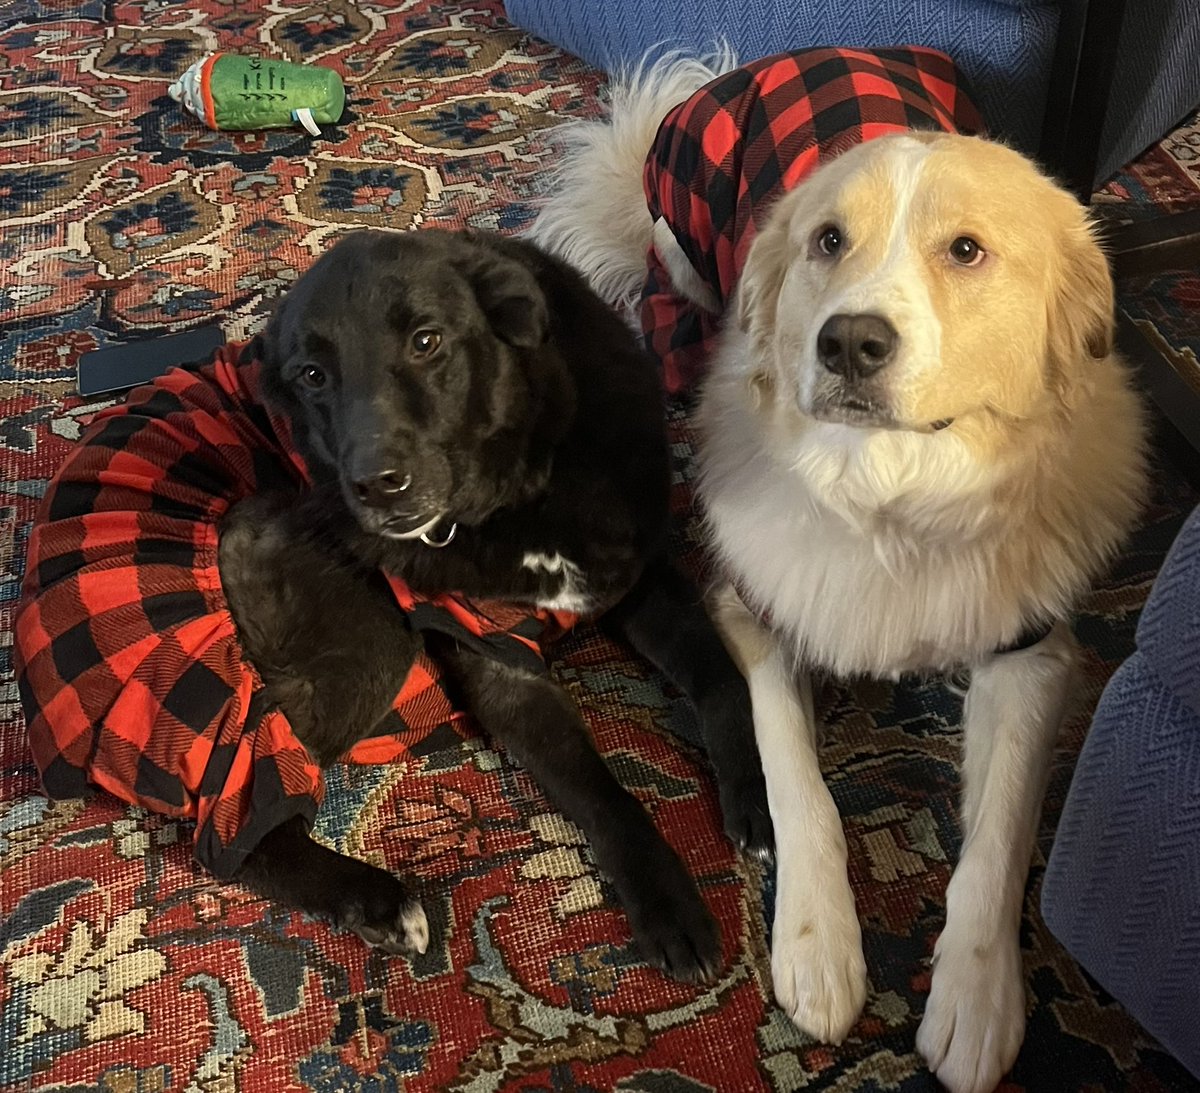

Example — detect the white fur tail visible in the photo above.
[527,49,735,310]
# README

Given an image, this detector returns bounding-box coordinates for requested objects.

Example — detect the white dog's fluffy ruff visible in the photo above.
[531,55,1147,1093]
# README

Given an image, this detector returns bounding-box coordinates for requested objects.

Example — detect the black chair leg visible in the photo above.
[1038,0,1129,198]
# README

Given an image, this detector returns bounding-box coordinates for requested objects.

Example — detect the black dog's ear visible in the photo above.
[251,316,285,369]
[254,292,296,367]
[243,332,269,365]
[469,254,549,348]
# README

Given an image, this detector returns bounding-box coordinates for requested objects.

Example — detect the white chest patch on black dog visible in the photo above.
[522,551,593,613]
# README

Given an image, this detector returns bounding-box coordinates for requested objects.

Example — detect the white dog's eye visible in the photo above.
[949,236,985,266]
[411,329,442,357]
[814,225,844,257]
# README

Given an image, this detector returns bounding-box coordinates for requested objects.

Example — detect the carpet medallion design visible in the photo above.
[1,2,1199,1091]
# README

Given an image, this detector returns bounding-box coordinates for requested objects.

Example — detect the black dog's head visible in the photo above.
[258,229,574,539]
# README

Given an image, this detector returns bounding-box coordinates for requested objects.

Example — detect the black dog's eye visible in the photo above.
[814,225,845,257]
[411,329,442,357]
[949,236,985,266]
[299,364,326,389]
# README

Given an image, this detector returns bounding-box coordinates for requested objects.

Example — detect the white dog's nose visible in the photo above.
[817,313,898,380]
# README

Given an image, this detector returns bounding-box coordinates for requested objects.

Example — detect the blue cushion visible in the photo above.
[1096,3,1200,182]
[504,0,1059,151]
[1136,503,1200,717]
[1042,652,1200,1078]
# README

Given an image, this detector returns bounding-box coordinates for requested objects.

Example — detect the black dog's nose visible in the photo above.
[352,469,412,509]
[817,313,899,380]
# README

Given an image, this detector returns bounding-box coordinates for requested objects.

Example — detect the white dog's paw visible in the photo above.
[915,930,1025,1093]
[771,902,867,1044]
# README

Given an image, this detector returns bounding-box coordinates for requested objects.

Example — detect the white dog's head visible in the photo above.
[736,132,1113,437]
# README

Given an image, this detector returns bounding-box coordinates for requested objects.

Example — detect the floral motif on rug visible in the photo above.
[1101,109,1200,398]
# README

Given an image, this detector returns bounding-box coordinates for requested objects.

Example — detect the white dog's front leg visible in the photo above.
[710,585,867,1044]
[917,623,1076,1093]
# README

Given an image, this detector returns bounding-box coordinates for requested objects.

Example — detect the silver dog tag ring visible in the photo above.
[420,522,457,548]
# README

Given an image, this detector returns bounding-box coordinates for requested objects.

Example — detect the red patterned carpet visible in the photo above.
[1100,112,1200,420]
[2,3,1199,1091]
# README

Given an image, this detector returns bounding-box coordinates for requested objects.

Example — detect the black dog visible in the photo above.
[218,228,770,982]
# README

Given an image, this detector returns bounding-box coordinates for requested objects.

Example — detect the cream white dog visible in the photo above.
[531,53,1149,1093]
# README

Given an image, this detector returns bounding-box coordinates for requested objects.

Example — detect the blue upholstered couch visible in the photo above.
[503,0,1200,188]
[1041,502,1200,1079]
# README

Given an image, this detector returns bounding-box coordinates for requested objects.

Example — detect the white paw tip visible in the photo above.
[403,903,430,955]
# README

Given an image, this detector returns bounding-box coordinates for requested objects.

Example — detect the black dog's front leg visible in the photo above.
[220,493,429,954]
[219,492,425,764]
[235,816,429,955]
[433,639,722,983]
[603,557,774,859]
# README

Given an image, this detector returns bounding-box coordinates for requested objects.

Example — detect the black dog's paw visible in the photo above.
[331,862,429,957]
[718,773,775,864]
[630,901,722,985]
[237,818,430,957]
[699,690,775,861]
[621,848,722,984]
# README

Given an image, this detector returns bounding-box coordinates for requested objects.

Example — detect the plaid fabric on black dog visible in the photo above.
[642,47,985,393]
[15,345,564,877]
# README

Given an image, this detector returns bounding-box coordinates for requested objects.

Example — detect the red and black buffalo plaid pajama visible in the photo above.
[641,46,985,394]
[14,345,568,877]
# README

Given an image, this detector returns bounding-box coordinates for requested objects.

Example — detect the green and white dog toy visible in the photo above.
[169,53,346,136]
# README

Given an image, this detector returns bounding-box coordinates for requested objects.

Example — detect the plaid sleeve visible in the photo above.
[13,346,321,878]
[642,46,986,394]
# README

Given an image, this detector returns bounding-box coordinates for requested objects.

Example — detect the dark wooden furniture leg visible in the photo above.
[1039,0,1200,461]
[1038,0,1127,201]
[1106,209,1200,279]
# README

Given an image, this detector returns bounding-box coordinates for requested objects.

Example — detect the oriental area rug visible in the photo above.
[1,2,1199,1091]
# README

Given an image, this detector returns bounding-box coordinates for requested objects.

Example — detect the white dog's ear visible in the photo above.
[1046,215,1114,382]
[736,211,793,342]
